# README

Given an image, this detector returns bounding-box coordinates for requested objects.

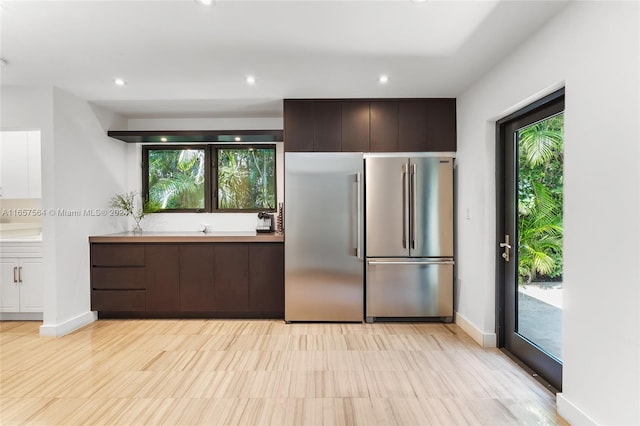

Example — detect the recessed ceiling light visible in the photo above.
[195,0,214,6]
[234,136,242,142]
[378,74,389,84]
[114,77,126,86]
[160,137,168,142]
[246,75,256,85]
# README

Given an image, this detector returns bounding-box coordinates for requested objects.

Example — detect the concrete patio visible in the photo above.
[518,282,563,360]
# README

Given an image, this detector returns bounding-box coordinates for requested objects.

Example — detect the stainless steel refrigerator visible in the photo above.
[284,153,364,322]
[365,156,454,322]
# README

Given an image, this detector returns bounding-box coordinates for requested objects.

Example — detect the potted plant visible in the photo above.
[109,191,157,233]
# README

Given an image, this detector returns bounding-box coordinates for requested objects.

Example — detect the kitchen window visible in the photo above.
[142,145,276,212]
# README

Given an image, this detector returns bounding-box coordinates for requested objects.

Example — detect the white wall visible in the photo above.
[43,88,129,335]
[456,2,639,425]
[124,117,284,233]
[1,86,129,336]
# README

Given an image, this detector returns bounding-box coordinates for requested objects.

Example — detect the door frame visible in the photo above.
[495,87,565,391]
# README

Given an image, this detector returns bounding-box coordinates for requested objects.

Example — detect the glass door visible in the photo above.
[497,89,564,391]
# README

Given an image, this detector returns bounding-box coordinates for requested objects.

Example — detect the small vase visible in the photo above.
[132,218,143,233]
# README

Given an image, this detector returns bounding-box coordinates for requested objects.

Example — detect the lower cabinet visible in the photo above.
[249,244,285,313]
[90,241,284,318]
[0,257,43,312]
[145,244,180,312]
[214,244,249,312]
[180,245,214,311]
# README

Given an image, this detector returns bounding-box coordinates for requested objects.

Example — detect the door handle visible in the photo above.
[402,164,407,249]
[18,266,23,283]
[355,172,362,259]
[410,163,417,250]
[500,235,511,262]
[13,266,17,283]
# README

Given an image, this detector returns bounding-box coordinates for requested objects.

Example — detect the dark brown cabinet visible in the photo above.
[91,244,146,312]
[249,243,284,313]
[398,101,428,152]
[313,101,342,152]
[284,98,456,153]
[90,241,284,318]
[370,101,399,152]
[145,244,180,311]
[341,101,370,152]
[180,245,214,311]
[214,244,249,312]
[283,100,314,152]
[426,98,457,151]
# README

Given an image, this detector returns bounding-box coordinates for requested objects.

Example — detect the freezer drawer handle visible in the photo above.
[367,260,455,266]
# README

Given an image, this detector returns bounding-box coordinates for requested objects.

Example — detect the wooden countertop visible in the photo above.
[89,231,284,243]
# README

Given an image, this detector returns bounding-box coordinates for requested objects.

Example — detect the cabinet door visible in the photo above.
[249,243,284,314]
[284,100,314,152]
[180,244,215,311]
[0,131,29,198]
[145,244,180,311]
[426,98,457,151]
[399,101,428,152]
[0,258,20,311]
[19,258,43,312]
[370,101,399,152]
[341,101,370,152]
[313,101,342,152]
[27,131,42,198]
[214,244,249,312]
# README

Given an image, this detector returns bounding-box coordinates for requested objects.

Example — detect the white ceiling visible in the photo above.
[0,0,568,118]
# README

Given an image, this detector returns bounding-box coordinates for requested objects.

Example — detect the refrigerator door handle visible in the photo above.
[367,260,455,266]
[355,172,362,259]
[410,162,417,250]
[402,164,408,249]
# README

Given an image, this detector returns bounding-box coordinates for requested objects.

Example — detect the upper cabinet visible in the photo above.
[426,98,457,152]
[313,101,342,152]
[0,131,42,199]
[341,101,370,152]
[283,99,456,153]
[370,101,399,152]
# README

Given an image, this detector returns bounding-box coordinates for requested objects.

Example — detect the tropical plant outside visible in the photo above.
[217,147,275,210]
[148,149,206,209]
[517,113,564,284]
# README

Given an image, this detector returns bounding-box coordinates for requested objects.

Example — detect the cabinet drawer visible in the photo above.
[92,290,146,311]
[92,267,145,290]
[91,244,145,266]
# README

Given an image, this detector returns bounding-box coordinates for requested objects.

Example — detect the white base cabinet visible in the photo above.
[0,242,43,314]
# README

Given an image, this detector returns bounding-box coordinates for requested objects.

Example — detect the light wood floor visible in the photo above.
[0,320,568,425]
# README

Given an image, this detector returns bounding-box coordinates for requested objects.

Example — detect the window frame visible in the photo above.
[142,144,277,213]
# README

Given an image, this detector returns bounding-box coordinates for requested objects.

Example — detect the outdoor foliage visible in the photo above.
[148,149,205,209]
[217,148,275,210]
[517,113,564,284]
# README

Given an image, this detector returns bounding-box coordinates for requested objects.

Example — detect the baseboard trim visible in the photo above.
[455,311,497,348]
[556,393,597,425]
[0,312,43,321]
[39,311,97,337]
